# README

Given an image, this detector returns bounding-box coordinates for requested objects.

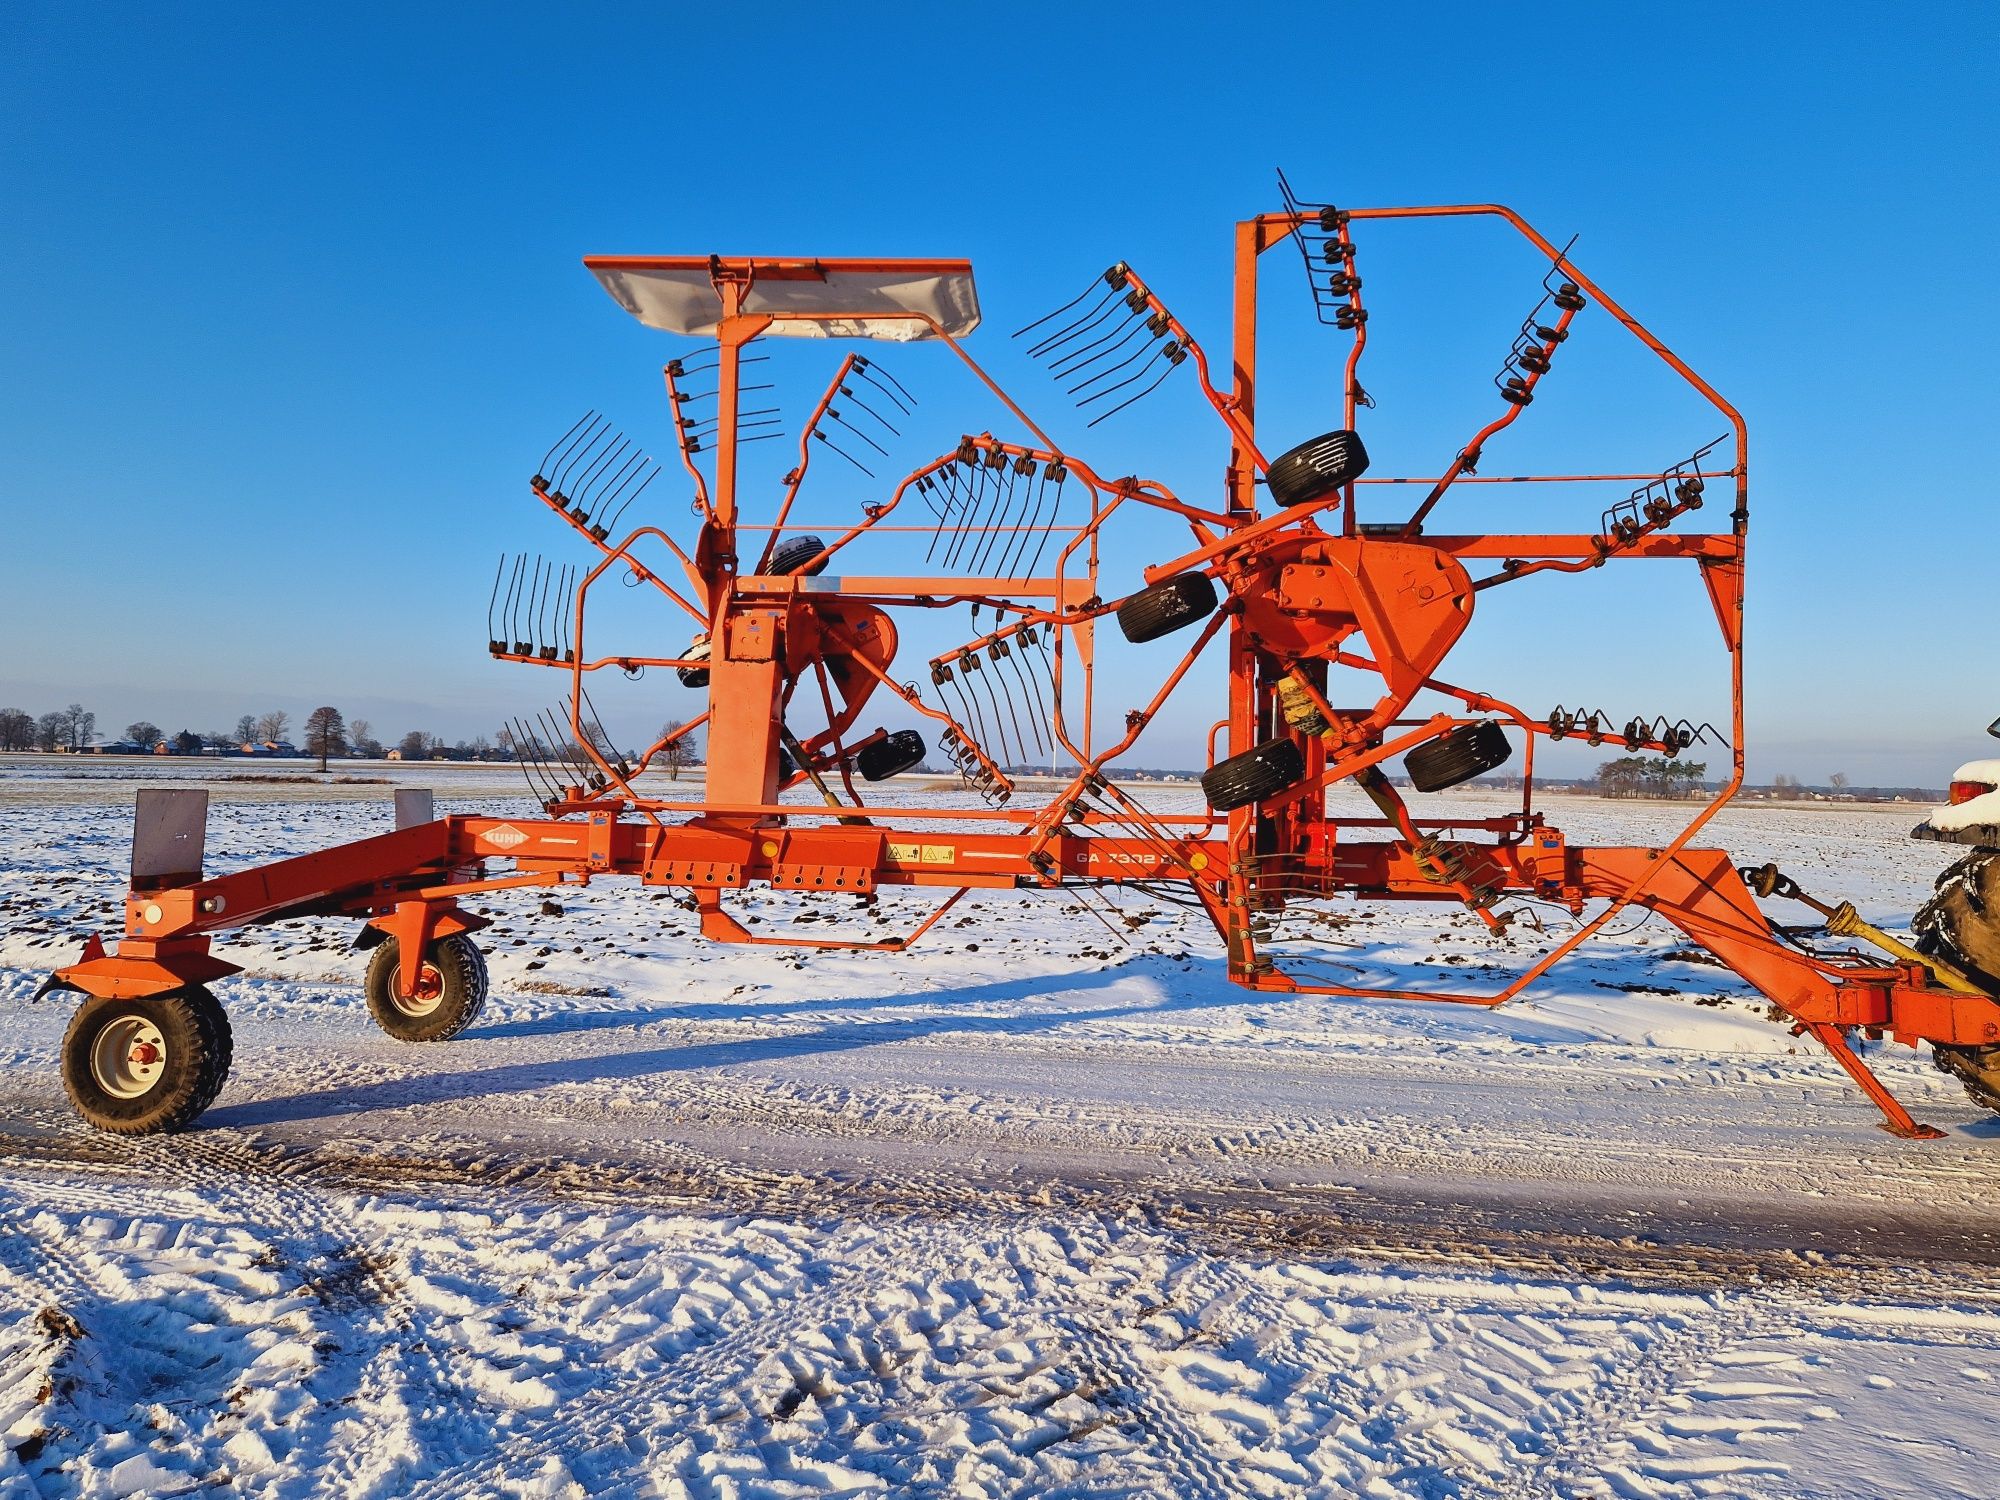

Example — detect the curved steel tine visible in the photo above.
[943,463,994,570]
[486,552,507,645]
[970,464,1025,576]
[573,436,632,513]
[813,429,874,478]
[1048,305,1147,379]
[930,464,973,564]
[544,411,600,484]
[1071,333,1166,400]
[528,556,550,651]
[838,385,901,436]
[965,465,1011,574]
[537,412,594,481]
[852,360,915,414]
[998,469,1047,580]
[554,416,612,492]
[1024,471,1068,576]
[505,554,527,649]
[828,408,890,458]
[1014,276,1117,341]
[1032,292,1128,366]
[1083,351,1182,427]
[604,465,658,534]
[590,451,648,518]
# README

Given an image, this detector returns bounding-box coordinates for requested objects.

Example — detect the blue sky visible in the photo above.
[2,2,1993,782]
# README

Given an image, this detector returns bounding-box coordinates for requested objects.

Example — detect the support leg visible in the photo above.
[1803,1021,1943,1140]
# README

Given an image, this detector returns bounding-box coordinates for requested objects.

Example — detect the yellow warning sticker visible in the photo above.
[921,845,954,864]
[888,842,921,862]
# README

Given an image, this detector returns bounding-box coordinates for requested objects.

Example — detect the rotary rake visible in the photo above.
[40,185,2000,1140]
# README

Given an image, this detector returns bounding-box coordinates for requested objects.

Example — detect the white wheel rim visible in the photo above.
[391,963,446,1018]
[90,1015,168,1098]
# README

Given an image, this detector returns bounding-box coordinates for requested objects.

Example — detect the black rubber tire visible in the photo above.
[1266,429,1370,508]
[1915,852,2000,993]
[363,934,488,1042]
[1117,573,1218,644]
[767,535,829,577]
[1404,721,1513,793]
[1202,737,1307,812]
[1932,1043,2000,1116]
[61,986,233,1135]
[677,633,711,690]
[857,729,926,782]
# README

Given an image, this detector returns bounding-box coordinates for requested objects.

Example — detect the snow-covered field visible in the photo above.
[4,760,1999,1499]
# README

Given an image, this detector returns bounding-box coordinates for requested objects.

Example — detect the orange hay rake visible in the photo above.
[43,183,2000,1138]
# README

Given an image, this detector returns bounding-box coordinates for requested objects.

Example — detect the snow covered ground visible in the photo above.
[3,761,1999,1498]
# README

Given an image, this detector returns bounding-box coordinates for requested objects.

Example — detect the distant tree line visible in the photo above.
[1596,755,1709,799]
[0,700,704,773]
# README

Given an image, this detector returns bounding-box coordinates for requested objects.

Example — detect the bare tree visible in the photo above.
[57,704,95,751]
[235,715,259,746]
[0,708,32,751]
[396,729,430,761]
[656,719,702,780]
[304,706,347,771]
[254,710,289,744]
[126,721,163,750]
[172,730,204,756]
[1829,771,1850,791]
[36,712,64,752]
[348,718,372,752]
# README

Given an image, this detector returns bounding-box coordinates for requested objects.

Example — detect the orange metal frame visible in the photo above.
[51,219,2000,1139]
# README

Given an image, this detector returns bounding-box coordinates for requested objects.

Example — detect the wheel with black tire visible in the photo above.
[363,934,489,1043]
[1404,721,1512,793]
[1915,852,2000,993]
[676,632,711,689]
[1201,737,1307,812]
[61,986,233,1134]
[1117,572,1218,644]
[857,729,926,781]
[767,535,829,577]
[1266,429,1370,508]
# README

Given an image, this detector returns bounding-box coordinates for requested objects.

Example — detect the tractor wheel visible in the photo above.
[61,986,233,1134]
[1117,572,1218,644]
[1404,721,1513,793]
[363,934,488,1043]
[1932,1044,2000,1115]
[1266,429,1370,508]
[676,632,712,689]
[857,729,926,781]
[767,535,829,577]
[1202,737,1307,812]
[1914,851,2000,992]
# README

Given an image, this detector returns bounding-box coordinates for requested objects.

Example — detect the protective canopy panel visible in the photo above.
[584,257,980,342]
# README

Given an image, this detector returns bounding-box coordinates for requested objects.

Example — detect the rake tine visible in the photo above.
[944,463,996,570]
[541,411,599,487]
[1014,276,1119,341]
[604,465,658,534]
[553,564,575,659]
[573,436,631,514]
[827,408,890,458]
[579,683,628,777]
[987,642,1030,765]
[967,465,1018,575]
[995,470,1041,580]
[969,649,1017,766]
[1024,470,1068,577]
[1008,629,1051,756]
[1026,288,1125,360]
[486,552,507,648]
[1085,353,1183,428]
[937,462,980,568]
[528,556,551,654]
[1004,469,1052,580]
[851,358,915,415]
[596,449,650,506]
[505,554,528,651]
[813,429,874,478]
[1048,307,1148,380]
[1070,333,1165,400]
[553,416,612,495]
[838,385,901,436]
